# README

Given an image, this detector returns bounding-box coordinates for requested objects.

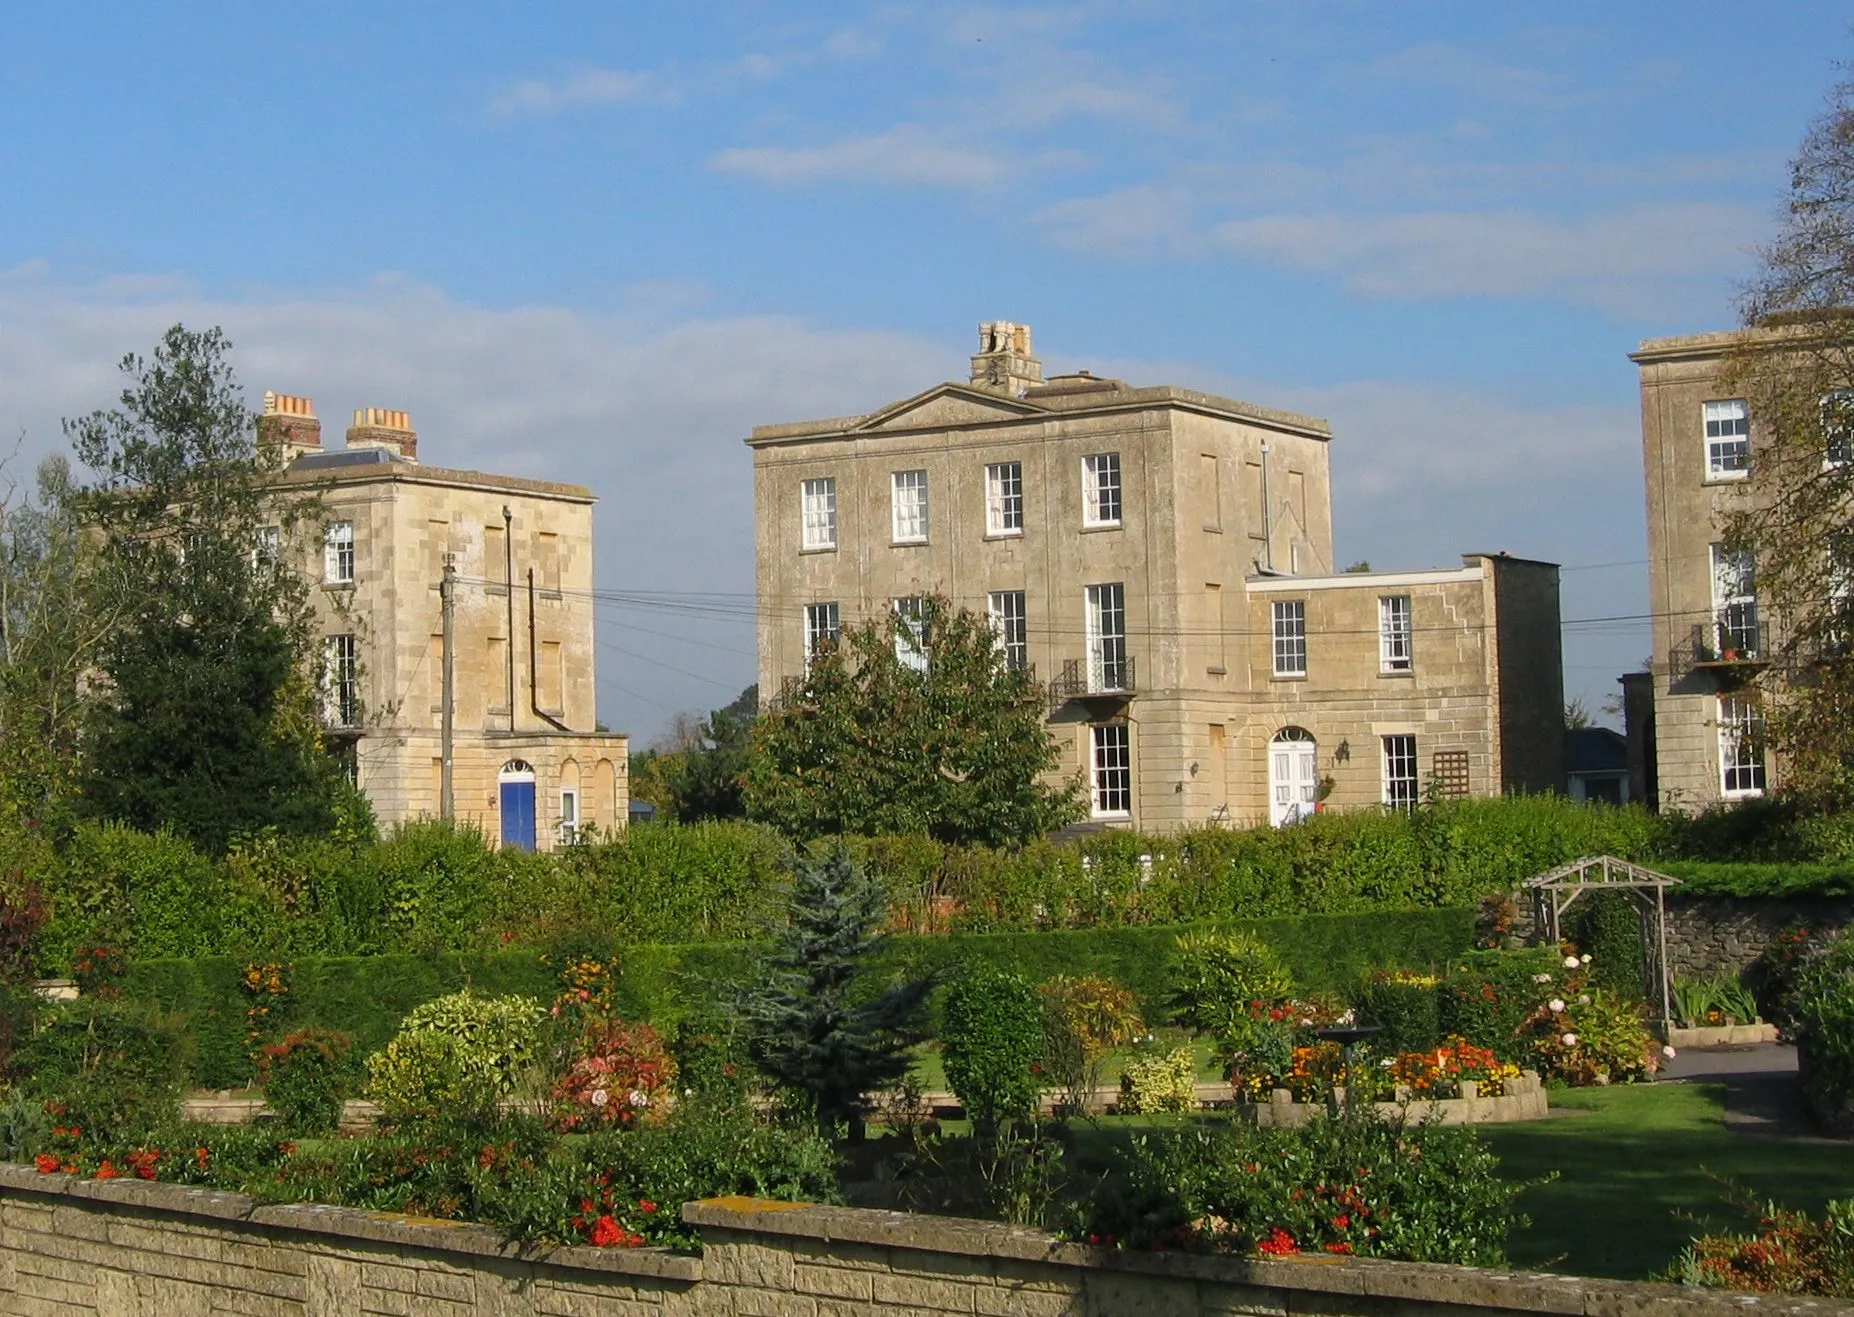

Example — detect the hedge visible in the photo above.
[1656,862,1854,900]
[18,797,1664,971]
[123,908,1475,1088]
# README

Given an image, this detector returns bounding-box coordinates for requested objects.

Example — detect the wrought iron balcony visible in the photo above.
[1668,615,1768,687]
[1047,654,1136,710]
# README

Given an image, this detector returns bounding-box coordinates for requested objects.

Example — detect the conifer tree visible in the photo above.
[734,844,930,1139]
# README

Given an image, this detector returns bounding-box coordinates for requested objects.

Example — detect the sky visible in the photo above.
[1,1,1847,743]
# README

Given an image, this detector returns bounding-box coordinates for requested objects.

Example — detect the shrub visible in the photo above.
[1523,977,1660,1086]
[1084,1107,1522,1265]
[1673,1197,1854,1297]
[1038,974,1143,1112]
[941,963,1044,1139]
[1755,924,1820,1031]
[1168,931,1294,1037]
[1437,948,1559,1064]
[1116,1045,1198,1114]
[17,999,184,1146]
[256,1028,353,1135]
[1350,971,1440,1055]
[1563,892,1644,1001]
[365,990,542,1126]
[1791,936,1854,1134]
[551,1019,677,1132]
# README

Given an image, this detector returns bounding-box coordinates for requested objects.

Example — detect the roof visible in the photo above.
[748,379,1332,448]
[1564,726,1628,776]
[273,451,595,504]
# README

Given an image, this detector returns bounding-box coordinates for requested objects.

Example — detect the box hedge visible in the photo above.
[125,908,1474,1088]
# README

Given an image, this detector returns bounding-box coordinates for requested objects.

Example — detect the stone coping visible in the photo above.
[683,1197,1854,1316]
[0,1161,702,1283]
[1659,1022,1780,1047]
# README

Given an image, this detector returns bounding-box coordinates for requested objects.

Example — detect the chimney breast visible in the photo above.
[257,392,323,461]
[969,321,1043,396]
[345,407,418,463]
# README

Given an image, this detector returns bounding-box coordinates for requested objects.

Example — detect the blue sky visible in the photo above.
[1,2,1847,739]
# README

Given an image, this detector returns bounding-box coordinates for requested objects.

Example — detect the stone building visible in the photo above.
[1630,330,1774,811]
[749,322,1563,832]
[259,393,628,848]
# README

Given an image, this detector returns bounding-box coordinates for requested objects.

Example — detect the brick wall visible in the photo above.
[0,1168,1836,1317]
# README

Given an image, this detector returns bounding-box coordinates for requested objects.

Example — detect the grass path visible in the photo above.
[1480,1082,1854,1281]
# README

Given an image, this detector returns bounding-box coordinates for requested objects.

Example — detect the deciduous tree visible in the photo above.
[1723,67,1854,805]
[743,597,1081,846]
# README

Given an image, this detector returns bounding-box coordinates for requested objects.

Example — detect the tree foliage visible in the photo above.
[743,596,1081,846]
[1722,68,1854,807]
[732,844,930,1136]
[629,685,756,823]
[66,324,353,853]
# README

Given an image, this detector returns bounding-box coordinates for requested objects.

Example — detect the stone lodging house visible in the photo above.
[750,323,1563,833]
[258,394,628,849]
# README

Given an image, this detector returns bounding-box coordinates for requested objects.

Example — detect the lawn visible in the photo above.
[1481,1082,1854,1281]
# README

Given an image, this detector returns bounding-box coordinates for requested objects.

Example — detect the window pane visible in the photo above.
[1382,734,1418,808]
[1085,583,1127,690]
[801,477,837,549]
[326,634,360,727]
[1083,454,1122,526]
[804,602,840,671]
[1092,723,1131,816]
[1718,696,1767,795]
[988,590,1028,671]
[1378,595,1412,672]
[1827,391,1854,466]
[1709,544,1759,656]
[892,470,929,541]
[1272,600,1306,676]
[986,462,1023,534]
[324,521,355,583]
[893,597,928,672]
[1704,399,1750,477]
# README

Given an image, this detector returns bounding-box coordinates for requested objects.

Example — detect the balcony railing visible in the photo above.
[1047,654,1136,710]
[1668,615,1769,686]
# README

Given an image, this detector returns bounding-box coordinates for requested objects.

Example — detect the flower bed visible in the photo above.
[1232,1069,1549,1127]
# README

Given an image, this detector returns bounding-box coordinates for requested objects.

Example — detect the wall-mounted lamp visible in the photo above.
[1189,761,1200,777]
[1335,739,1351,764]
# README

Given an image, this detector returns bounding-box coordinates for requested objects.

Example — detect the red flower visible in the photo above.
[1256,1227,1299,1256]
[1330,1214,1351,1229]
[95,1161,120,1180]
[588,1214,625,1248]
[34,1154,59,1174]
[1323,1242,1354,1255]
[638,1199,657,1214]
[195,1147,212,1169]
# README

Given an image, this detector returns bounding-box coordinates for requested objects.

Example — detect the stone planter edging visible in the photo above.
[1229,1071,1550,1127]
[1658,1021,1779,1047]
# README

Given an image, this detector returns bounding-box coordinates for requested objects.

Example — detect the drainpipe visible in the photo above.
[503,505,516,730]
[1259,442,1274,571]
[528,567,570,733]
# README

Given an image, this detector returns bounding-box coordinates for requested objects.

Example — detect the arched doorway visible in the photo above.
[1269,728,1318,827]
[499,760,537,851]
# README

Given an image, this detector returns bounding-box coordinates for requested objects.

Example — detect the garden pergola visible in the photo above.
[1522,855,1681,1025]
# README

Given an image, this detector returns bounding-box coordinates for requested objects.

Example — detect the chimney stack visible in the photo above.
[257,393,323,461]
[346,407,418,463]
[969,321,1043,396]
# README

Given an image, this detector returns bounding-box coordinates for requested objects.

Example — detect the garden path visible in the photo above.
[1658,1042,1832,1142]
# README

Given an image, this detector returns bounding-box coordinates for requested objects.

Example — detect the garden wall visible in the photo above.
[1,1169,1840,1317]
[1664,894,1854,978]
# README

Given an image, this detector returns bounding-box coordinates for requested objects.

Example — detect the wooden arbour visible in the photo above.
[1522,855,1681,1025]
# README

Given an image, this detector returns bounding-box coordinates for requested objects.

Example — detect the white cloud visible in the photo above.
[0,267,950,735]
[710,124,1013,188]
[1209,202,1759,313]
[488,69,672,118]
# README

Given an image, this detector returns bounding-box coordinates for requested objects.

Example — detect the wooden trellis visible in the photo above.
[1522,855,1681,1025]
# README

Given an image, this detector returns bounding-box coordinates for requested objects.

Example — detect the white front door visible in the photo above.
[1269,735,1318,827]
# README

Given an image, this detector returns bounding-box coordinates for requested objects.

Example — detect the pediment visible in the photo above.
[855,385,1043,433]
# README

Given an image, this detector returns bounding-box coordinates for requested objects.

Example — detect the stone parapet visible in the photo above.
[3,1166,1850,1315]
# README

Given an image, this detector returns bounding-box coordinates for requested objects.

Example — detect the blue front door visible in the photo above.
[500,779,536,851]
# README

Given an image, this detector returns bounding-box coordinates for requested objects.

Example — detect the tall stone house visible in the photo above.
[750,323,1563,832]
[259,394,628,848]
[1629,327,1807,810]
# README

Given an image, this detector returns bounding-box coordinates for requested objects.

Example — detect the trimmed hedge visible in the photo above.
[125,908,1475,1089]
[20,797,1663,971]
[1657,862,1854,900]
